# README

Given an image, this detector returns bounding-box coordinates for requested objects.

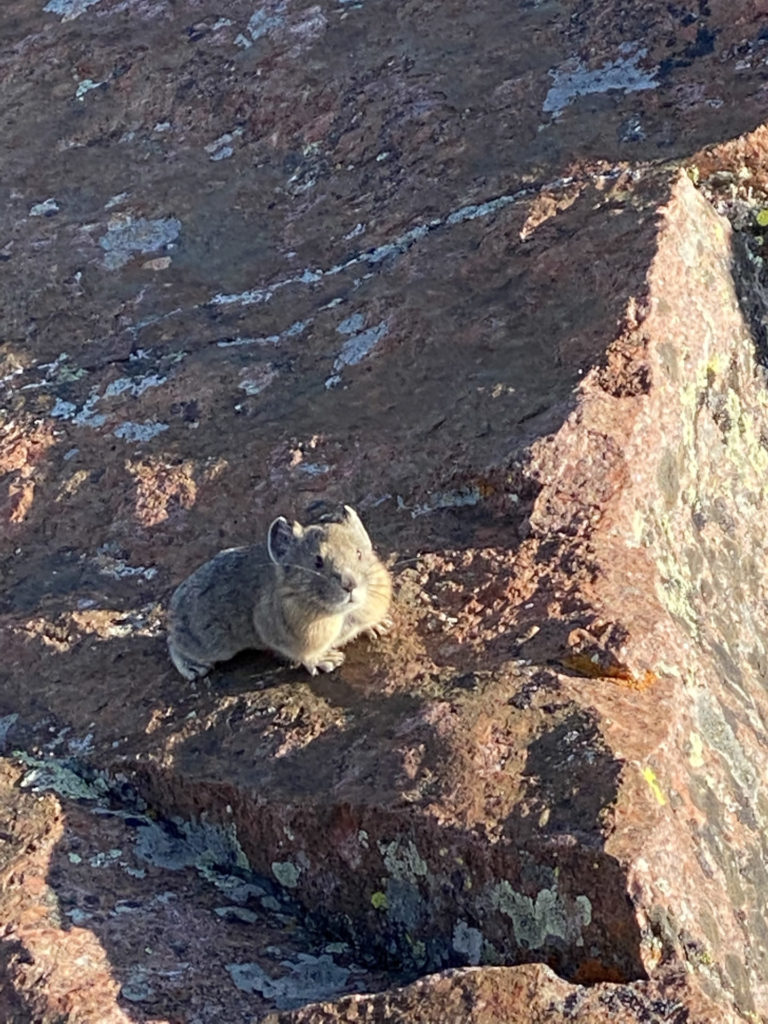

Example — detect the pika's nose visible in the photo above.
[340,574,356,593]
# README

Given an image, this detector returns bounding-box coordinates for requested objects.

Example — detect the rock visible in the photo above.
[262,963,735,1024]
[3,0,768,1020]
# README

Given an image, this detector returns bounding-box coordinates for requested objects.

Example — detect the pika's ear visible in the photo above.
[343,504,368,538]
[268,517,302,563]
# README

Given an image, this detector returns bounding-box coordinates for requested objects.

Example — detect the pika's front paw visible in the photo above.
[306,648,346,674]
[169,645,213,681]
[364,616,393,639]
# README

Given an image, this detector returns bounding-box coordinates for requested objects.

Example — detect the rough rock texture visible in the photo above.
[4,0,768,1021]
[262,964,730,1024]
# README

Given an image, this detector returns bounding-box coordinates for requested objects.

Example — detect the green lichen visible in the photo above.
[482,939,504,965]
[491,880,592,950]
[404,933,426,961]
[378,838,428,880]
[452,919,483,965]
[370,891,387,910]
[16,751,110,801]
[272,860,301,889]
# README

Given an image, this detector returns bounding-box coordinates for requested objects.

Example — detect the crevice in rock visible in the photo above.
[123,743,647,990]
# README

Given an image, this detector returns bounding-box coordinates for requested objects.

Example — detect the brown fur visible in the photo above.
[167,505,392,679]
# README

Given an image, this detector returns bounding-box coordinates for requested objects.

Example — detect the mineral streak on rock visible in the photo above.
[4,0,768,1021]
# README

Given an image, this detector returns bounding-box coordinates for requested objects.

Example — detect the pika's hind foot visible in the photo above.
[364,616,393,639]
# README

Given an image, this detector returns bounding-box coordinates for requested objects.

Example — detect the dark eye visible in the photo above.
[315,555,324,569]
[356,549,362,560]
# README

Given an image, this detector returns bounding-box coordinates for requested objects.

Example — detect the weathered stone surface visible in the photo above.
[4,0,768,1020]
[263,963,732,1024]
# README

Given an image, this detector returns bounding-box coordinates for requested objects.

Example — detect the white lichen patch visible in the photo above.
[113,420,169,442]
[94,548,158,581]
[212,269,323,308]
[48,366,167,434]
[49,393,106,427]
[218,319,311,351]
[543,44,658,117]
[336,312,365,335]
[105,191,130,209]
[239,365,278,395]
[99,216,181,270]
[333,320,388,370]
[103,373,166,399]
[325,318,388,387]
[75,78,104,101]
[50,398,78,419]
[402,486,484,518]
[295,462,329,476]
[447,193,525,227]
[43,0,102,21]
[205,128,243,161]
[67,731,95,754]
[29,197,60,217]
[247,3,287,41]
[89,848,124,868]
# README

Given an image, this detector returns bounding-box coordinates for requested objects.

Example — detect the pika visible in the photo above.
[166,503,392,679]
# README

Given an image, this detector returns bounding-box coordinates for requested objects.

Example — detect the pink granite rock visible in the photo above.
[3,0,768,1020]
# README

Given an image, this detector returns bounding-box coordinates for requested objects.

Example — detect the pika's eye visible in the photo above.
[356,549,362,560]
[315,555,324,570]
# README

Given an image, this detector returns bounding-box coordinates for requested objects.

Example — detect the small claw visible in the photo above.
[365,616,393,639]
[315,649,345,673]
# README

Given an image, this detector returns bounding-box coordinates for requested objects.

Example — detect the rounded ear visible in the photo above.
[343,504,370,540]
[268,517,301,564]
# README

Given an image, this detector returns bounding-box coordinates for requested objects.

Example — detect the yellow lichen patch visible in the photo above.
[642,766,666,806]
[370,891,388,910]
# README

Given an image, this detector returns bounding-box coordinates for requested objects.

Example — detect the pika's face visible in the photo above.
[268,505,378,612]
